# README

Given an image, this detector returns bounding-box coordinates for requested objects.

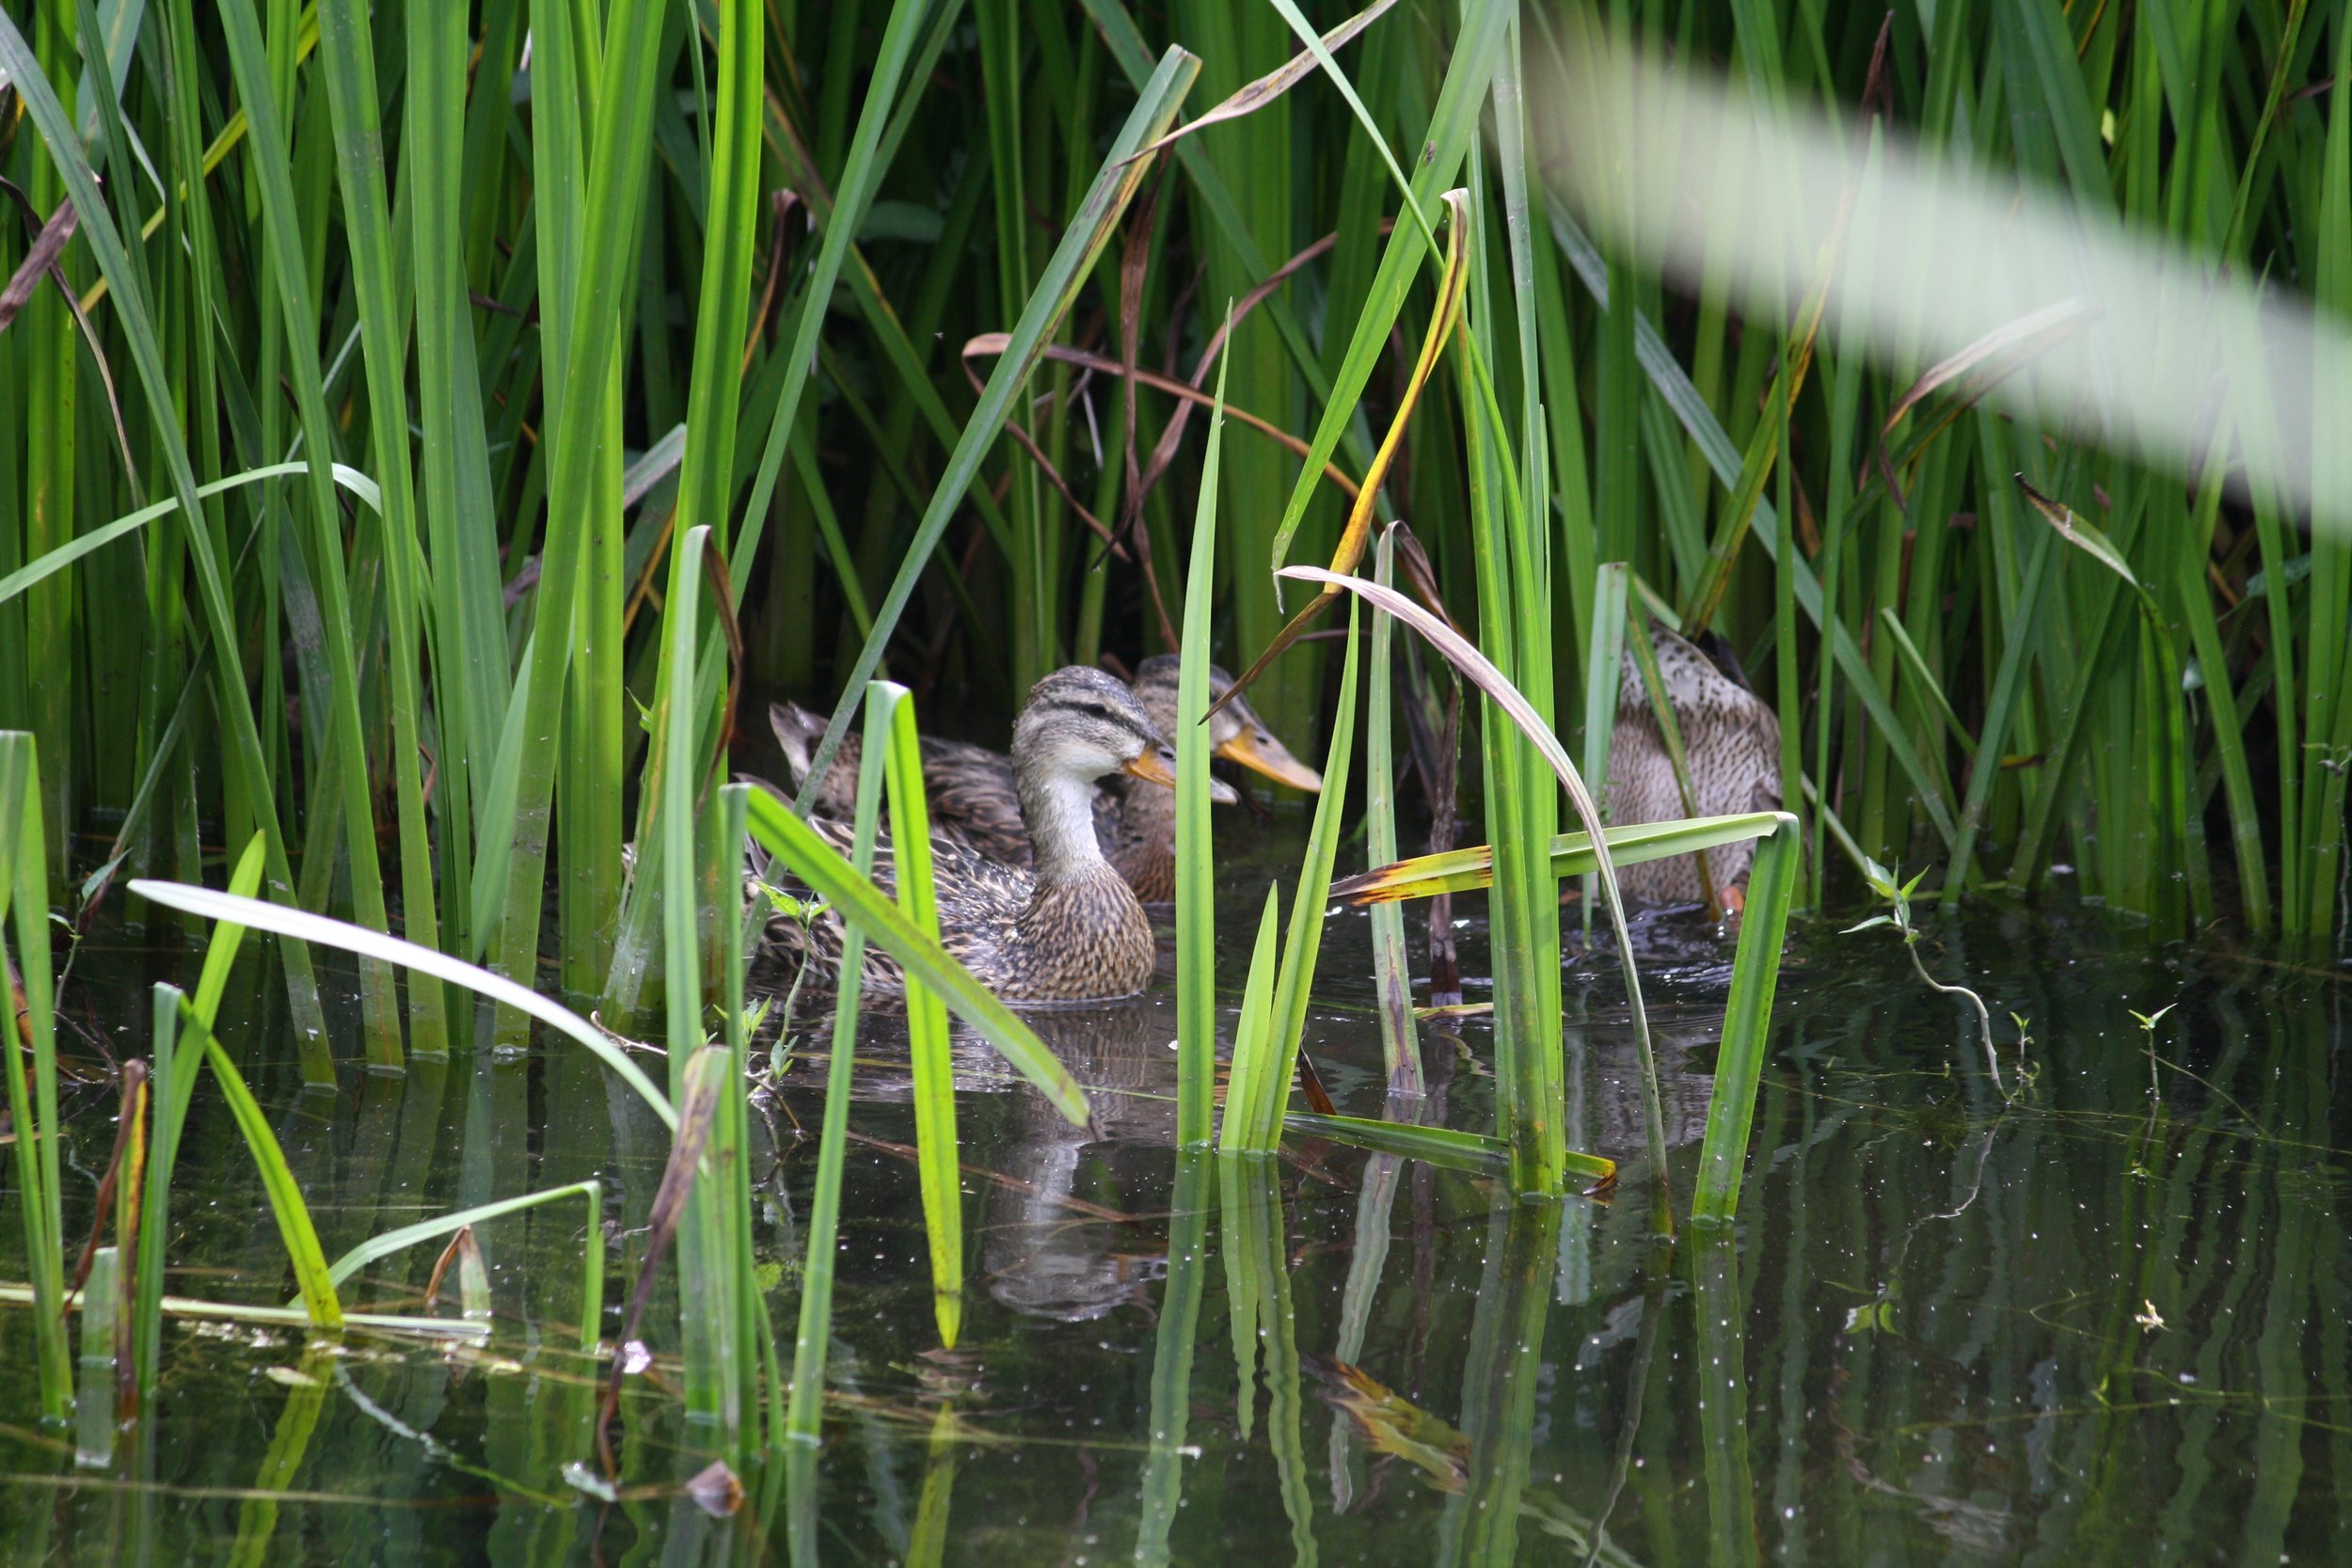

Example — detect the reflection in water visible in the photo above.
[6,913,2352,1566]
[976,999,1178,1323]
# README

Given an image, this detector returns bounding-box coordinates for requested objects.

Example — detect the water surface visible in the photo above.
[4,865,2348,1566]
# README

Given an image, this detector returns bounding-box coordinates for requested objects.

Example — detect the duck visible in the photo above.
[765,667,1177,1003]
[769,655,1321,901]
[1604,623,1781,909]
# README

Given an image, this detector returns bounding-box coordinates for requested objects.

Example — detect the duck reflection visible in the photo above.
[971,996,1183,1323]
[1582,1008,1724,1156]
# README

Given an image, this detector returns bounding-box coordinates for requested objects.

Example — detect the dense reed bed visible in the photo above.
[0,0,2341,1022]
[1,0,2345,1508]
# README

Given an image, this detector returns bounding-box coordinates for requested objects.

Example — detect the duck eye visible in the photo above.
[1081,702,1112,722]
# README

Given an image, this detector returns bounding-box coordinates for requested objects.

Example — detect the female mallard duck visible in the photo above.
[1605,623,1781,909]
[769,655,1320,900]
[769,667,1179,1002]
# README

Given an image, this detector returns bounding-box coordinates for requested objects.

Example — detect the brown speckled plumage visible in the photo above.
[769,716,1032,863]
[767,667,1169,1002]
[771,656,1317,903]
[1605,625,1781,905]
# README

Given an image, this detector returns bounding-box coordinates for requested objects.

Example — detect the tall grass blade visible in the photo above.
[1257,5,1510,585]
[72,1246,118,1467]
[1690,816,1801,1223]
[874,683,962,1348]
[487,0,674,1015]
[314,0,445,1060]
[215,0,414,1067]
[1365,528,1419,1092]
[0,733,68,1417]
[1212,190,1468,715]
[132,830,270,1394]
[1237,599,1360,1149]
[1173,344,1230,1148]
[784,704,892,1445]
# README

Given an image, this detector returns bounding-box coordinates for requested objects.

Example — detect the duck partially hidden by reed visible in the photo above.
[1605,625,1782,908]
[769,655,1320,902]
[764,668,1177,1003]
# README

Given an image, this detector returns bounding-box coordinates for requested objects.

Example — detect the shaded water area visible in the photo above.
[5,844,2350,1566]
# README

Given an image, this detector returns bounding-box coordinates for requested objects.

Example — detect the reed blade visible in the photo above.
[875,684,964,1349]
[1691,816,1802,1223]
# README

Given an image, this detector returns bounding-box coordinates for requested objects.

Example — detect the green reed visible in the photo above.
[0,0,2338,1102]
[1173,351,1230,1149]
[0,735,68,1418]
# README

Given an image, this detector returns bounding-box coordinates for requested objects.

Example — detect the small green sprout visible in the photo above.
[1845,857,2015,1097]
[2131,1001,2176,1102]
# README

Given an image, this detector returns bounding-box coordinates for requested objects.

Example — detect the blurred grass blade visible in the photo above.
[1546,201,1958,843]
[1541,22,2352,539]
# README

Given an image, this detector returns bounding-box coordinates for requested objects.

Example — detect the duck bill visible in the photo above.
[1122,751,1179,789]
[1216,730,1324,793]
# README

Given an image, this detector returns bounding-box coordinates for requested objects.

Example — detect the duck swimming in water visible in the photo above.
[769,655,1320,901]
[1604,624,1782,908]
[765,667,1177,1003]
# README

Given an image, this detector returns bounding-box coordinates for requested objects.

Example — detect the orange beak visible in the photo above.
[1216,728,1323,793]
[1122,748,1179,788]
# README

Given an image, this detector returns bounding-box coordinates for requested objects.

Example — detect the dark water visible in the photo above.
[4,857,2350,1566]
